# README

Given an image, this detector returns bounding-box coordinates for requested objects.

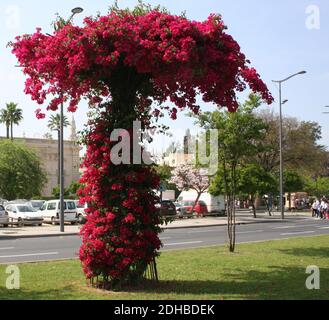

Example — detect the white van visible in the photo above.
[75,200,88,224]
[39,200,78,225]
[177,190,226,216]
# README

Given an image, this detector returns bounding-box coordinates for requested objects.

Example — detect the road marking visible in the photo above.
[160,237,172,240]
[236,230,264,234]
[273,226,296,229]
[188,229,220,234]
[293,224,319,228]
[165,241,203,246]
[0,252,58,259]
[318,227,329,230]
[281,231,315,236]
[273,224,318,230]
[0,247,14,251]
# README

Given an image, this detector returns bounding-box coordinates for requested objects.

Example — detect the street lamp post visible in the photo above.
[272,71,306,220]
[59,7,84,233]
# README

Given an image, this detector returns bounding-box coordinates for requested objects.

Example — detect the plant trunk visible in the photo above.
[252,202,257,219]
[226,162,236,253]
[10,122,13,140]
[249,194,257,219]
[57,130,60,186]
[191,192,202,216]
[6,126,9,139]
[265,197,272,216]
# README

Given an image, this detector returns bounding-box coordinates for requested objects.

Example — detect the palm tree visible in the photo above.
[0,109,11,139]
[0,103,23,140]
[48,114,70,185]
[8,103,23,140]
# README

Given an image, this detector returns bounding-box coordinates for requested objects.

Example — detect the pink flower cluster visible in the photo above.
[12,11,273,119]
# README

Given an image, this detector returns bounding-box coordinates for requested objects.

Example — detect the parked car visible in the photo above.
[177,200,208,217]
[6,199,28,205]
[156,200,177,217]
[0,199,8,206]
[27,200,46,211]
[0,204,9,227]
[5,203,43,226]
[75,201,88,224]
[39,200,78,225]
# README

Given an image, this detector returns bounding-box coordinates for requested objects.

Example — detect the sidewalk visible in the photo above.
[0,211,313,239]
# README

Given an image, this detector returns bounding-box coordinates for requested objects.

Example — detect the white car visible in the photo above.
[39,200,78,225]
[27,200,46,211]
[75,201,88,224]
[0,204,9,227]
[5,203,44,226]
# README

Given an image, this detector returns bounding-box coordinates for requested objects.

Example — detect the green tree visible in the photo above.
[195,93,267,252]
[0,103,23,140]
[48,114,70,185]
[239,164,277,218]
[283,170,305,210]
[0,108,10,139]
[304,176,329,198]
[52,181,82,199]
[254,110,327,177]
[0,140,47,200]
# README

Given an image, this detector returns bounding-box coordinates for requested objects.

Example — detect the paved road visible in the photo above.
[0,216,328,264]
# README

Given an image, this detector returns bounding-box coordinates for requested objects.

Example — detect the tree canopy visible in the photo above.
[0,140,46,200]
[254,110,327,176]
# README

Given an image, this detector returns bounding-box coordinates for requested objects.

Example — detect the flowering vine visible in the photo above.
[11,3,273,287]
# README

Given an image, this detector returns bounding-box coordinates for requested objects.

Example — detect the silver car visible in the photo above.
[0,204,9,227]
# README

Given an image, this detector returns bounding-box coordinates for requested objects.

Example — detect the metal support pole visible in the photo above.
[278,82,285,220]
[60,101,65,232]
[273,71,306,219]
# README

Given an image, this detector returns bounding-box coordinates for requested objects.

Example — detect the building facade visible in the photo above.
[0,118,81,197]
[20,137,81,196]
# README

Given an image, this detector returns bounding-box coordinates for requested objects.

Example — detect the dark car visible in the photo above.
[156,200,177,217]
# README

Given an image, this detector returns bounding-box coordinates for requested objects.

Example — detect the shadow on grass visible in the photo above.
[0,285,82,300]
[278,247,329,259]
[126,266,329,300]
[0,267,328,300]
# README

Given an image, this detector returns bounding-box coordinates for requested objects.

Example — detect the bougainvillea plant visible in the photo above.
[11,2,273,287]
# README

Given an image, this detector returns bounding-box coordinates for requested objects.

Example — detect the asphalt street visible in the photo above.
[0,216,328,264]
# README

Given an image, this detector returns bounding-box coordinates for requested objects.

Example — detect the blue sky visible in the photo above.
[0,0,328,153]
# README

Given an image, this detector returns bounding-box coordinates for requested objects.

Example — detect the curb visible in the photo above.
[0,232,78,240]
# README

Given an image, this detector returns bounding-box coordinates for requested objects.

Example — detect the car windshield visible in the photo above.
[0,205,4,211]
[17,205,35,212]
[31,201,44,208]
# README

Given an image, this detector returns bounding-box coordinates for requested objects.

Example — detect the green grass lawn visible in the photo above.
[0,235,329,300]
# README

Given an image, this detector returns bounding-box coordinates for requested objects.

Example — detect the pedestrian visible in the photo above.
[320,198,327,219]
[325,200,329,220]
[312,199,320,218]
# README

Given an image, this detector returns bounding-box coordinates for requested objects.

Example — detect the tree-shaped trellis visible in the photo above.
[11,2,273,288]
